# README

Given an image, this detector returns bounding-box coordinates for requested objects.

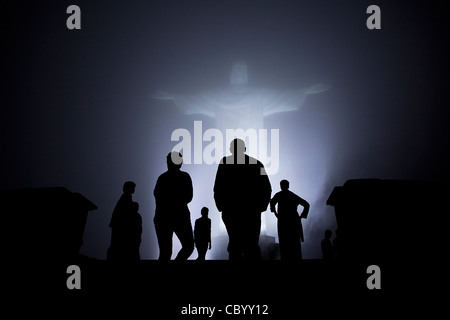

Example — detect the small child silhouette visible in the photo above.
[321,229,333,260]
[194,207,212,260]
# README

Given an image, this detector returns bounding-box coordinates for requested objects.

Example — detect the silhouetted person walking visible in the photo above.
[194,207,212,260]
[270,179,309,261]
[214,138,272,260]
[154,152,195,260]
[321,229,333,260]
[107,181,141,261]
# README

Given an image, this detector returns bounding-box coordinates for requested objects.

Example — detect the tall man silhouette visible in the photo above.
[154,152,194,260]
[270,179,310,261]
[214,138,272,260]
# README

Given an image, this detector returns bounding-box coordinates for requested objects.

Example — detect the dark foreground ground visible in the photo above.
[5,258,441,318]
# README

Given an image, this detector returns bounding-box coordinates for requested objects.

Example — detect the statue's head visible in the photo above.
[230,61,248,85]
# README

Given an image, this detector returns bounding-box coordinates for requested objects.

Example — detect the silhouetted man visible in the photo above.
[154,152,194,260]
[321,229,333,260]
[194,207,212,260]
[270,179,309,261]
[107,181,137,260]
[214,138,272,260]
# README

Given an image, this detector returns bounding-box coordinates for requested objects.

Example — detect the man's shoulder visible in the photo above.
[159,169,191,178]
[219,154,263,165]
[118,193,131,200]
[247,155,263,166]
[157,170,169,179]
[179,170,192,179]
[219,155,231,165]
[287,190,299,197]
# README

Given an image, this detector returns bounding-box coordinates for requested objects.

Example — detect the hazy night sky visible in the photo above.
[2,0,449,259]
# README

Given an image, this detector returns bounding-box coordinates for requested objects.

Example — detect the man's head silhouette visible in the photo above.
[167,151,183,170]
[201,207,209,217]
[280,179,289,191]
[123,181,136,194]
[229,138,246,155]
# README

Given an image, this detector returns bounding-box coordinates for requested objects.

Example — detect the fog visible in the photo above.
[2,1,449,259]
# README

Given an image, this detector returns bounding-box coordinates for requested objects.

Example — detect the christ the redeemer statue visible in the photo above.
[153,61,329,134]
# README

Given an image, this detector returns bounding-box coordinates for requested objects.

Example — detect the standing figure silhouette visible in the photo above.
[270,180,310,261]
[214,138,272,260]
[321,229,334,260]
[154,152,194,260]
[107,181,141,261]
[194,207,212,260]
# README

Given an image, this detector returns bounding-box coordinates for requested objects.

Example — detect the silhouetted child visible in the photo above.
[270,179,309,261]
[194,207,212,260]
[321,229,333,260]
[107,181,136,261]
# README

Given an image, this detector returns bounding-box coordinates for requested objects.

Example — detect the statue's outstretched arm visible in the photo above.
[151,90,175,101]
[306,83,331,94]
[262,84,330,117]
[152,90,216,118]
